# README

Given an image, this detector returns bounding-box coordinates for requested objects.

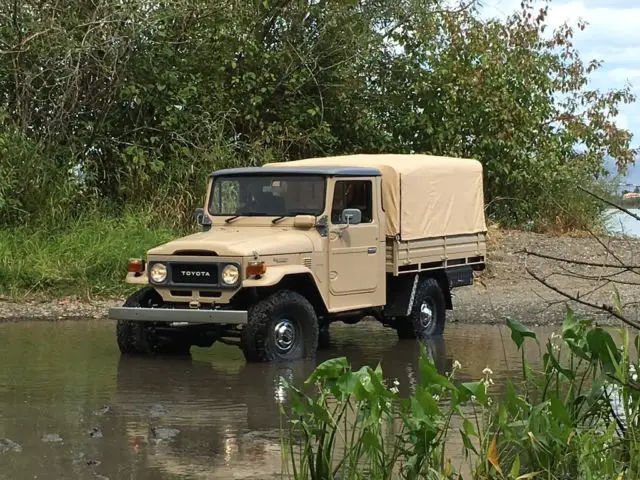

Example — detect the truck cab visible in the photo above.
[109,155,487,362]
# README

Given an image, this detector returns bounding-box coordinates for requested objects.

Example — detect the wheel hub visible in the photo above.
[420,302,434,329]
[274,319,295,352]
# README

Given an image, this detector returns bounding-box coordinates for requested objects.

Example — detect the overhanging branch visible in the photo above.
[526,267,640,330]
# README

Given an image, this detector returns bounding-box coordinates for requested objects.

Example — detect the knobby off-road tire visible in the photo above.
[395,277,446,341]
[116,287,153,355]
[116,287,191,356]
[241,291,319,362]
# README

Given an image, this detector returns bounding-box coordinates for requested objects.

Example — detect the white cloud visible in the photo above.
[615,112,630,130]
[480,0,640,147]
[545,2,640,48]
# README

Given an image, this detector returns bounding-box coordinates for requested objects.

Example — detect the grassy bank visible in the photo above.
[0,210,184,299]
[0,212,622,301]
[278,313,640,479]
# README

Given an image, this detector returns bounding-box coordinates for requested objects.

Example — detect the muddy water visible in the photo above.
[0,320,556,480]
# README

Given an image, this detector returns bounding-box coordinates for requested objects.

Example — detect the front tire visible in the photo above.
[241,291,319,362]
[116,287,156,355]
[116,287,191,356]
[394,277,446,340]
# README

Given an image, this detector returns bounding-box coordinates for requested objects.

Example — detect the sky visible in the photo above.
[479,0,640,184]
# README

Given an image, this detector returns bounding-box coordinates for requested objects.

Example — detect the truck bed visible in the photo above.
[385,232,487,275]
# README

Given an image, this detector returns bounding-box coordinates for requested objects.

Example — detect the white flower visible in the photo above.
[390,386,399,394]
[453,360,462,370]
[550,332,561,340]
[393,378,400,387]
[482,367,493,376]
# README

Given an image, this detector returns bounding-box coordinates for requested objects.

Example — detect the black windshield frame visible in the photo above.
[207,174,327,217]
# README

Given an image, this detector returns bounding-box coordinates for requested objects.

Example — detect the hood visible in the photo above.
[146,227,315,257]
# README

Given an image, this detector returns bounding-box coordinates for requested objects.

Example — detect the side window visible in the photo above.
[331,180,372,224]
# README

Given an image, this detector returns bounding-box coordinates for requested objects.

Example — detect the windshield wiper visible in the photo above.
[272,211,313,224]
[271,215,288,224]
[225,215,241,224]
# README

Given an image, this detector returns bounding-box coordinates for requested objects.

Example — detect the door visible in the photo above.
[328,179,381,296]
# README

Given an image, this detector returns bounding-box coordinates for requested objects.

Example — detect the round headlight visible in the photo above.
[221,264,239,285]
[150,263,167,283]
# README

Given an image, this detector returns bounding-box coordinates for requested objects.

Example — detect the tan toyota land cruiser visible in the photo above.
[108,154,487,362]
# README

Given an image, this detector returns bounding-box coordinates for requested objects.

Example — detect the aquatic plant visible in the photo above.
[279,309,640,479]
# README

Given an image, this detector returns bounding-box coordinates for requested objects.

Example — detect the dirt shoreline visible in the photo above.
[3,230,640,326]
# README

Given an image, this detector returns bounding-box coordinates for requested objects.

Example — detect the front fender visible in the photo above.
[241,265,314,288]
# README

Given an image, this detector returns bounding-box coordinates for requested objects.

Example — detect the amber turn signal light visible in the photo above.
[246,261,267,277]
[127,258,145,273]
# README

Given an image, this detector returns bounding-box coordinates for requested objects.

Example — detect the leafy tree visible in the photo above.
[0,0,636,231]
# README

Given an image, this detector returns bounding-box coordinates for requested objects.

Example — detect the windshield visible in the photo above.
[208,174,326,217]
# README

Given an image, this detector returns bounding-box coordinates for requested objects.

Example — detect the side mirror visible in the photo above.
[293,214,316,229]
[341,208,362,225]
[194,207,212,230]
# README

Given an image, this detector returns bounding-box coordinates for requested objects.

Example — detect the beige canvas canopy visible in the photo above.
[264,154,487,241]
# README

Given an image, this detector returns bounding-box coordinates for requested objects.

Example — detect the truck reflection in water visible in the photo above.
[112,334,453,478]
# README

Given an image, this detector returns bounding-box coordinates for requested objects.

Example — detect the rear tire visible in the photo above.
[241,291,319,362]
[394,277,446,340]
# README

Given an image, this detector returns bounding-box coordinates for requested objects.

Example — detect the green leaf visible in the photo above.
[586,328,622,373]
[506,318,537,349]
[304,357,349,387]
[549,395,572,426]
[510,454,521,478]
[460,427,478,455]
[544,342,574,380]
[418,350,455,390]
[414,385,441,416]
[612,285,623,315]
[463,418,477,437]
[461,381,487,405]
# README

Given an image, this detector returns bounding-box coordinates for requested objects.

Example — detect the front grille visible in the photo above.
[170,290,192,297]
[199,291,221,298]
[171,263,219,285]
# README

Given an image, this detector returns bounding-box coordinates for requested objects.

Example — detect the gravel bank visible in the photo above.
[2,230,640,326]
[451,230,640,326]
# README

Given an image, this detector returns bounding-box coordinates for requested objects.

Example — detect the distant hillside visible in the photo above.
[605,154,640,192]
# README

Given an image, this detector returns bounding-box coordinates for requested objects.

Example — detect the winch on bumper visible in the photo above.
[108,306,248,325]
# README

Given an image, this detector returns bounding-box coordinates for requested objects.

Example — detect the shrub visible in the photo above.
[279,310,640,479]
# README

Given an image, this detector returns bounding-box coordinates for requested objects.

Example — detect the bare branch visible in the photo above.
[578,185,640,223]
[526,267,640,330]
[517,248,640,270]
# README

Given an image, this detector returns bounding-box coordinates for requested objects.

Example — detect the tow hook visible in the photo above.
[189,300,201,309]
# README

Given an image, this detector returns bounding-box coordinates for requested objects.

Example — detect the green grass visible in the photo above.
[0,209,185,299]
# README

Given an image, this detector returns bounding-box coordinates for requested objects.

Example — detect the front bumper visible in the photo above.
[108,307,248,325]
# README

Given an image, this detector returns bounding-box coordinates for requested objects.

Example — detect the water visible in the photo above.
[0,320,556,479]
[604,207,640,237]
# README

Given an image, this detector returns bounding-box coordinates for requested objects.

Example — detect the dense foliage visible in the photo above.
[279,312,640,479]
[0,0,637,230]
